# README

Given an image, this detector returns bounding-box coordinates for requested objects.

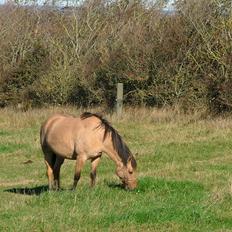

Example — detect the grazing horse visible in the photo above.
[40,112,137,190]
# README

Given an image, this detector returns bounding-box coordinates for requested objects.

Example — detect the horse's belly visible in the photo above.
[47,137,75,159]
[52,144,74,159]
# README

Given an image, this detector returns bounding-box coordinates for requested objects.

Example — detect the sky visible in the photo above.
[164,0,175,11]
[0,0,175,8]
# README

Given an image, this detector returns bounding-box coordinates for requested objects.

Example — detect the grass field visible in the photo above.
[0,107,232,231]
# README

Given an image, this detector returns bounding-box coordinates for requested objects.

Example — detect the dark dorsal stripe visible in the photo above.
[81,112,137,169]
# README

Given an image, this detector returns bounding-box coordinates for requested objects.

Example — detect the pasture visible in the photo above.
[0,107,232,231]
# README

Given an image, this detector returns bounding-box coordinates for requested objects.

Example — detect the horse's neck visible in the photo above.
[103,138,124,168]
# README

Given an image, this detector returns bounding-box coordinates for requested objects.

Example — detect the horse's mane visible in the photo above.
[80,112,137,169]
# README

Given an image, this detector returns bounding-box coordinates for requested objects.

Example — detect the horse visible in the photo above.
[40,112,137,190]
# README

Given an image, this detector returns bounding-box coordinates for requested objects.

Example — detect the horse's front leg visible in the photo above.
[90,153,102,187]
[72,155,86,190]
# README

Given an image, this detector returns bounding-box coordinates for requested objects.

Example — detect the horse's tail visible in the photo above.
[40,125,45,148]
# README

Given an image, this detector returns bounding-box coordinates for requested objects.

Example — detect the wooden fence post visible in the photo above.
[116,83,123,117]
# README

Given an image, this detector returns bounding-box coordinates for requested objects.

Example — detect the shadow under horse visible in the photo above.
[5,185,49,196]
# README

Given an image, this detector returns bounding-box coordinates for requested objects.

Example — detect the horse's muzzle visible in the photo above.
[126,179,137,190]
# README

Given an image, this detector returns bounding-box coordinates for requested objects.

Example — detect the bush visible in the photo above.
[0,1,231,113]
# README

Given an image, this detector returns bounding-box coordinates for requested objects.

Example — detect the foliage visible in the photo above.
[0,0,231,113]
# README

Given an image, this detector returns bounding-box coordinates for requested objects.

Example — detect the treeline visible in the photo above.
[0,0,231,113]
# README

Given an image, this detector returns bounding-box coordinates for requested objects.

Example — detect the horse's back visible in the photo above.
[40,113,105,159]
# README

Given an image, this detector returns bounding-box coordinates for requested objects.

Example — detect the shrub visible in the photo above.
[0,1,231,113]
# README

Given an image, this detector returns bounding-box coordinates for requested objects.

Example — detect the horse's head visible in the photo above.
[116,156,137,190]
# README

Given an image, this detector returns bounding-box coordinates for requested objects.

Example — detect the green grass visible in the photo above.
[0,107,232,231]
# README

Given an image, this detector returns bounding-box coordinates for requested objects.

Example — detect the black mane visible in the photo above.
[81,112,137,169]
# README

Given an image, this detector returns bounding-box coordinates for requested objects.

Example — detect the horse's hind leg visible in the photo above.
[44,153,56,190]
[72,155,87,190]
[53,156,64,190]
[90,153,102,187]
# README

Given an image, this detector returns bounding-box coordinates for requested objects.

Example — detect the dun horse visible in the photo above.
[40,112,137,190]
